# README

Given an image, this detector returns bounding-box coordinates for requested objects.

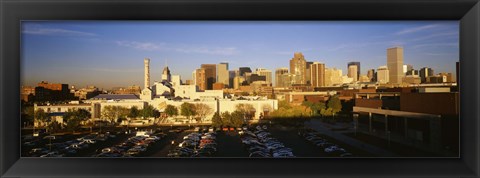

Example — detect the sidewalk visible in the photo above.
[306,120,397,157]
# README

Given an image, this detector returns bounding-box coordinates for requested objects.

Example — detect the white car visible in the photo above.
[84,139,96,144]
[131,146,147,152]
[324,145,346,153]
[273,152,294,158]
[40,152,64,157]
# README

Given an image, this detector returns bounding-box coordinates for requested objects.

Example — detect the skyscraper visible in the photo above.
[239,67,252,77]
[256,68,273,86]
[367,69,376,82]
[403,64,413,74]
[419,67,434,83]
[289,52,307,85]
[305,61,313,85]
[275,68,289,87]
[324,68,343,86]
[377,66,389,84]
[348,65,358,82]
[201,64,216,90]
[347,62,361,81]
[229,70,236,88]
[144,58,150,89]
[387,47,404,84]
[217,63,229,87]
[310,62,325,87]
[195,68,206,90]
[233,76,245,89]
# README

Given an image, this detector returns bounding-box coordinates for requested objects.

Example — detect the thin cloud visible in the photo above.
[116,41,163,51]
[424,52,457,56]
[116,40,239,55]
[410,31,458,41]
[86,68,140,73]
[412,42,458,49]
[23,27,96,36]
[273,48,313,55]
[173,46,238,55]
[395,24,439,35]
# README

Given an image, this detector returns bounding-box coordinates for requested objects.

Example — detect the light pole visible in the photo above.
[387,131,391,147]
[353,113,359,136]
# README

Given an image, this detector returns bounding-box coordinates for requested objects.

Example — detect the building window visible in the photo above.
[47,108,51,112]
[58,108,61,112]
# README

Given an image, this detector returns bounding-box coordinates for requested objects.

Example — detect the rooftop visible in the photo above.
[91,94,140,100]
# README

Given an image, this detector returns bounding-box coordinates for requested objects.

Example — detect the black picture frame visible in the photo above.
[1,0,479,177]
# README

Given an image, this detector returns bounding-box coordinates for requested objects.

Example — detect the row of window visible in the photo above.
[44,107,92,112]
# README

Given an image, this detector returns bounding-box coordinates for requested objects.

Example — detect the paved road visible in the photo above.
[268,125,327,157]
[215,131,250,157]
[150,131,190,157]
[306,120,397,157]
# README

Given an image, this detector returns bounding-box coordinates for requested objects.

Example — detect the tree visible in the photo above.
[235,103,255,120]
[180,102,196,122]
[278,100,292,110]
[101,106,129,125]
[211,112,223,128]
[302,101,325,116]
[141,104,158,119]
[195,103,213,122]
[76,108,92,126]
[47,121,62,133]
[21,105,35,126]
[63,109,91,133]
[221,111,232,127]
[230,111,245,128]
[34,109,49,127]
[164,105,178,118]
[128,106,140,119]
[326,95,342,118]
[64,113,81,133]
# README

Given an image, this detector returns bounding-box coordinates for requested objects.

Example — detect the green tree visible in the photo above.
[101,106,129,125]
[180,102,196,122]
[62,111,79,133]
[194,103,213,122]
[141,104,158,119]
[235,103,255,120]
[326,95,342,117]
[320,107,334,117]
[221,111,232,127]
[128,106,140,119]
[22,105,35,126]
[61,109,91,133]
[230,111,245,128]
[211,112,223,128]
[164,105,178,118]
[302,101,325,116]
[34,108,49,127]
[47,121,62,133]
[278,100,292,110]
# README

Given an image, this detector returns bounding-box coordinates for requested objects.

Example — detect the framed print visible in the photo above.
[1,0,479,177]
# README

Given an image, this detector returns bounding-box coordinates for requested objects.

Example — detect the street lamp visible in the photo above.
[387,131,391,147]
[353,113,359,136]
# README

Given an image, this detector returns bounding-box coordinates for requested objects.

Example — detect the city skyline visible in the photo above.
[21,21,459,89]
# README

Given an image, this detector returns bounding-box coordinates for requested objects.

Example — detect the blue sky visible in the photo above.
[21,21,459,89]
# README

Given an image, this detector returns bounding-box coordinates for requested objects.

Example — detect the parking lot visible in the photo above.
[22,124,369,158]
